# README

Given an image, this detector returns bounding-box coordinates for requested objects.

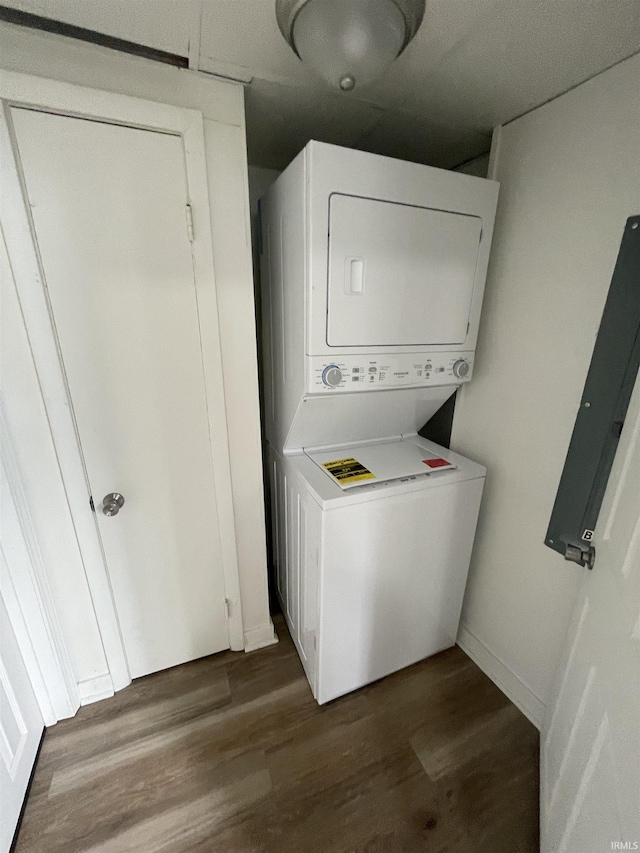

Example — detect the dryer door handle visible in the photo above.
[345,257,364,295]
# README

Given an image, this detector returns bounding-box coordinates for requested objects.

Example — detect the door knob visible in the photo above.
[102,493,125,516]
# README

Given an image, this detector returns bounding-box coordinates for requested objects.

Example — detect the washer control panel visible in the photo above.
[309,353,473,392]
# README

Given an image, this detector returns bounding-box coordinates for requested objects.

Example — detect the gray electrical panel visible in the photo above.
[545,216,640,569]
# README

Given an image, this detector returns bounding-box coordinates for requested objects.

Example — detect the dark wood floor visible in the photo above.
[14,615,539,853]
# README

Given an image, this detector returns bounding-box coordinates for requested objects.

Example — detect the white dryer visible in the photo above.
[259,141,498,702]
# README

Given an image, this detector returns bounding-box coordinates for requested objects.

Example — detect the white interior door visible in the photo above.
[327,194,481,347]
[10,107,229,680]
[541,372,640,852]
[0,590,44,853]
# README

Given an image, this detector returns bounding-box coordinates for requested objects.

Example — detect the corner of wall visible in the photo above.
[244,619,278,653]
[78,673,114,706]
[457,622,545,729]
[487,125,503,181]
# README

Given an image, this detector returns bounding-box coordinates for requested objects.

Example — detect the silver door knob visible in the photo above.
[102,493,125,516]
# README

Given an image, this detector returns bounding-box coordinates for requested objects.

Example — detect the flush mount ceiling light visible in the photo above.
[276,0,425,92]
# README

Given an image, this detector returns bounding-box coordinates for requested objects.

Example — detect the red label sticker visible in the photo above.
[423,457,450,468]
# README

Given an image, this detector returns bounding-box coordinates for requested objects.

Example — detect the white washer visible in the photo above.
[259,141,498,702]
[270,436,485,704]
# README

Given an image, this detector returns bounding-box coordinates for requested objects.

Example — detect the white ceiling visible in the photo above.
[5,0,640,169]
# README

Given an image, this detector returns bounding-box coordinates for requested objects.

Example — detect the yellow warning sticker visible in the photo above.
[322,457,376,484]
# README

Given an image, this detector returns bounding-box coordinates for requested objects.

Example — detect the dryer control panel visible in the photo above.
[308,353,474,392]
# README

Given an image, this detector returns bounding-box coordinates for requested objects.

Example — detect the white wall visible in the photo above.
[248,166,281,216]
[247,166,280,341]
[452,53,640,727]
[0,21,273,679]
[247,166,280,291]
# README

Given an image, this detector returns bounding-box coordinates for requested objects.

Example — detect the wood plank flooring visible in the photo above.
[14,615,539,853]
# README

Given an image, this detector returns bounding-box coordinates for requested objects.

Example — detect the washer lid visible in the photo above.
[306,437,456,490]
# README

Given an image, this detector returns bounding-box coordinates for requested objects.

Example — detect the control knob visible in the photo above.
[452,359,470,379]
[321,365,343,387]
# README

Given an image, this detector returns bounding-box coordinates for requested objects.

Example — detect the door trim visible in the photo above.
[0,70,245,704]
[1,418,79,724]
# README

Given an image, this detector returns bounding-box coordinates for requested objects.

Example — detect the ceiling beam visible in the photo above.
[0,4,188,68]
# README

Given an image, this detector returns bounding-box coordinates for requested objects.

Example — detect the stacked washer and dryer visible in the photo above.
[259,142,499,704]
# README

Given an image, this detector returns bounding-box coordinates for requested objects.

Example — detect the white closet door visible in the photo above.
[11,107,229,679]
[541,373,640,852]
[0,588,44,853]
[327,194,481,347]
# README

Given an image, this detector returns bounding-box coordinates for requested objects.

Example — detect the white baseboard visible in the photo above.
[78,673,114,706]
[244,619,278,653]
[457,623,545,729]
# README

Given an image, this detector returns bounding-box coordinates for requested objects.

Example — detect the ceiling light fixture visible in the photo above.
[276,0,425,92]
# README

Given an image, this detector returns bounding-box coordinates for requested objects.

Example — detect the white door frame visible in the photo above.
[0,70,245,706]
[1,416,79,725]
